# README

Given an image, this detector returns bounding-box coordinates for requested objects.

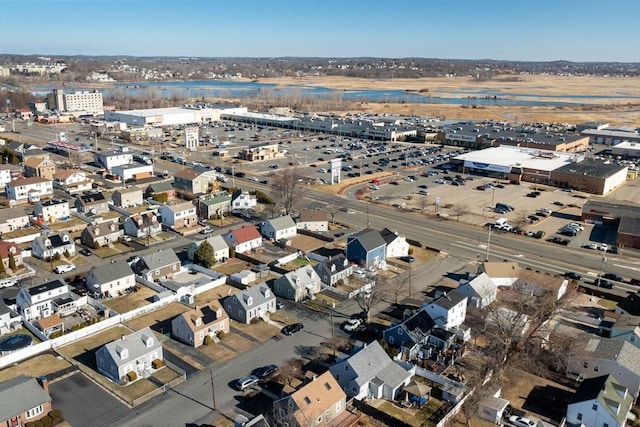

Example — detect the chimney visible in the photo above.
[38,376,49,393]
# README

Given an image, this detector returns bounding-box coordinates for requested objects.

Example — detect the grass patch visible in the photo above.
[598,298,618,310]
[0,353,71,382]
[0,227,40,239]
[152,366,182,383]
[103,286,156,313]
[213,259,252,276]
[48,217,86,231]
[124,302,190,332]
[270,311,293,325]
[57,325,133,361]
[197,341,237,363]
[232,320,279,342]
[194,284,239,305]
[93,246,121,258]
[221,329,256,353]
[377,400,430,427]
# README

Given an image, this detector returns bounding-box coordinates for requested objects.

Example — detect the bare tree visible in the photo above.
[271,166,304,216]
[327,204,338,224]
[352,274,389,322]
[452,203,469,221]
[417,195,430,214]
[275,358,304,387]
[513,209,530,229]
[386,271,410,304]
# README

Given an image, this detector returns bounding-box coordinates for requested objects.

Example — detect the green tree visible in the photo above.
[194,241,216,268]
[152,193,169,203]
[0,259,5,273]
[8,252,16,270]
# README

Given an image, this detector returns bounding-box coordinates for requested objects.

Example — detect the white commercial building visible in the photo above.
[53,89,103,115]
[95,148,133,171]
[105,106,247,127]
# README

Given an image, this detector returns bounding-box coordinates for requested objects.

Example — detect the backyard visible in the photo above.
[103,286,156,314]
[0,352,71,382]
[124,302,190,333]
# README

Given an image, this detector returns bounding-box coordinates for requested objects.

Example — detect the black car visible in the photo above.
[79,248,92,256]
[549,237,570,245]
[564,272,583,281]
[603,273,624,282]
[253,364,279,379]
[594,278,614,289]
[399,255,415,263]
[281,323,304,336]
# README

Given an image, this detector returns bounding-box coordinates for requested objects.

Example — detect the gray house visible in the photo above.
[314,254,353,287]
[75,192,109,214]
[80,220,122,249]
[329,340,413,400]
[224,283,276,324]
[96,327,163,384]
[136,249,181,281]
[187,234,229,262]
[346,229,386,268]
[273,265,322,302]
[261,215,297,241]
[197,193,232,219]
[112,187,144,208]
[86,261,136,296]
[383,309,437,348]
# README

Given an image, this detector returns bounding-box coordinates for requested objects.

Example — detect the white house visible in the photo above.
[187,235,229,263]
[112,187,144,208]
[224,283,276,324]
[52,169,92,194]
[423,288,467,329]
[0,207,30,235]
[6,177,53,204]
[231,191,257,211]
[478,261,520,287]
[95,148,133,171]
[566,374,632,427]
[223,225,262,253]
[85,262,136,296]
[296,210,329,232]
[16,279,86,321]
[31,232,76,260]
[380,228,409,258]
[273,265,322,302]
[261,215,297,240]
[34,199,70,223]
[456,273,497,308]
[159,201,198,229]
[0,164,22,188]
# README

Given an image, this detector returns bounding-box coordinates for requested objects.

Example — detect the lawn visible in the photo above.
[270,311,294,325]
[103,286,156,314]
[0,353,71,382]
[289,235,325,252]
[194,284,239,305]
[92,246,122,258]
[213,258,252,276]
[124,302,190,333]
[197,341,237,363]
[57,325,133,361]
[220,329,256,353]
[232,320,280,342]
[376,400,431,427]
[48,217,86,231]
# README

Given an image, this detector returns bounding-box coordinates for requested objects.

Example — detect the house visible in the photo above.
[615,293,640,317]
[273,371,346,427]
[566,374,632,427]
[187,235,229,263]
[35,313,64,337]
[567,337,640,398]
[52,169,92,194]
[314,254,353,287]
[6,177,53,204]
[23,156,56,180]
[512,271,569,301]
[198,193,232,219]
[0,299,19,336]
[456,273,498,308]
[0,375,53,427]
[173,167,218,194]
[380,228,409,258]
[145,182,176,199]
[261,215,297,241]
[159,201,198,229]
[0,164,23,188]
[86,262,135,296]
[136,249,181,281]
[171,300,229,348]
[230,270,257,286]
[0,241,22,271]
[231,191,257,211]
[0,207,30,235]
[477,261,520,287]
[124,212,161,238]
[603,314,640,348]
[384,308,437,348]
[329,340,413,400]
[80,220,122,248]
[96,327,163,384]
[34,199,70,223]
[273,265,322,302]
[223,225,263,253]
[112,163,154,182]
[112,187,143,208]
[16,279,83,321]
[95,147,133,171]
[423,288,467,329]
[75,192,109,214]
[224,283,276,324]
[346,229,386,268]
[31,232,75,260]
[296,210,329,232]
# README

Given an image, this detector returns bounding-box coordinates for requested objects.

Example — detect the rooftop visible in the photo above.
[554,159,627,179]
[454,145,581,172]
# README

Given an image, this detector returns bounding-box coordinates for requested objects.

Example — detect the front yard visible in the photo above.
[194,284,240,305]
[92,242,134,258]
[232,319,280,342]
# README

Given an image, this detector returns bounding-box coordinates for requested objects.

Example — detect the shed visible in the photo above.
[478,396,511,424]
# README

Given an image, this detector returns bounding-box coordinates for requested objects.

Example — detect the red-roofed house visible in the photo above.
[0,241,23,270]
[15,108,32,120]
[223,225,263,253]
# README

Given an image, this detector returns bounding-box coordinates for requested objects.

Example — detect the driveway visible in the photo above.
[49,372,129,427]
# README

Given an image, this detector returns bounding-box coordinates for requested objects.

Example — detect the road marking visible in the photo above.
[613,264,640,272]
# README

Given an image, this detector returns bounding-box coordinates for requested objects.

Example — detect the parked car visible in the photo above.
[603,273,624,282]
[509,416,536,427]
[253,365,279,379]
[343,319,362,332]
[79,248,92,256]
[399,255,415,263]
[281,323,304,336]
[548,237,570,245]
[594,278,614,289]
[564,272,583,281]
[275,300,285,310]
[54,264,76,274]
[200,226,214,235]
[236,375,259,391]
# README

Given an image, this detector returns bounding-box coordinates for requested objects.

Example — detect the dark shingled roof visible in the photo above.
[348,229,386,252]
[554,160,628,179]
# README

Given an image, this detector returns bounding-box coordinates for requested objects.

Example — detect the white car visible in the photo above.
[509,416,536,427]
[54,264,76,274]
[599,243,608,252]
[248,176,259,182]
[343,319,361,332]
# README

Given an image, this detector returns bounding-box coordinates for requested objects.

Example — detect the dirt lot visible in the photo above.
[103,286,156,313]
[124,302,190,332]
[0,353,71,382]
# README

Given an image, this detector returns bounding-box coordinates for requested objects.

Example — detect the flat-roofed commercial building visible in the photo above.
[53,89,103,115]
[550,160,628,195]
[105,106,247,127]
[582,199,640,249]
[581,128,640,146]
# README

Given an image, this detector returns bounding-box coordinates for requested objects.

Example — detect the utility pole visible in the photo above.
[485,226,492,261]
[366,202,370,228]
[330,303,336,356]
[209,364,217,411]
[597,249,606,288]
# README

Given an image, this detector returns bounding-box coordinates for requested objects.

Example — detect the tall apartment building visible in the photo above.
[52,89,103,115]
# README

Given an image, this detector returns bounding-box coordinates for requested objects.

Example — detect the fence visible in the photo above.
[298,228,334,242]
[351,399,413,427]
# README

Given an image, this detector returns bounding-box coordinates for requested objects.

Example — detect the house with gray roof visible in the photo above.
[380,228,409,258]
[261,215,297,240]
[566,374,632,427]
[86,261,135,296]
[187,234,229,263]
[80,220,122,248]
[0,206,30,235]
[112,187,143,208]
[224,283,276,324]
[75,191,109,214]
[145,181,176,199]
[96,327,163,384]
[346,229,386,268]
[296,209,328,232]
[273,265,322,302]
[198,193,232,219]
[456,272,497,308]
[0,375,52,427]
[314,254,353,287]
[606,314,640,349]
[384,308,437,349]
[423,288,468,329]
[329,340,413,400]
[16,279,86,321]
[231,191,257,211]
[124,212,161,238]
[567,337,640,399]
[136,249,181,281]
[31,231,75,260]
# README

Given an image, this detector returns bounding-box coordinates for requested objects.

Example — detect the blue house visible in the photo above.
[384,308,436,348]
[346,229,386,268]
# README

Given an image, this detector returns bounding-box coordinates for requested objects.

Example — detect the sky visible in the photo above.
[1,0,639,62]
